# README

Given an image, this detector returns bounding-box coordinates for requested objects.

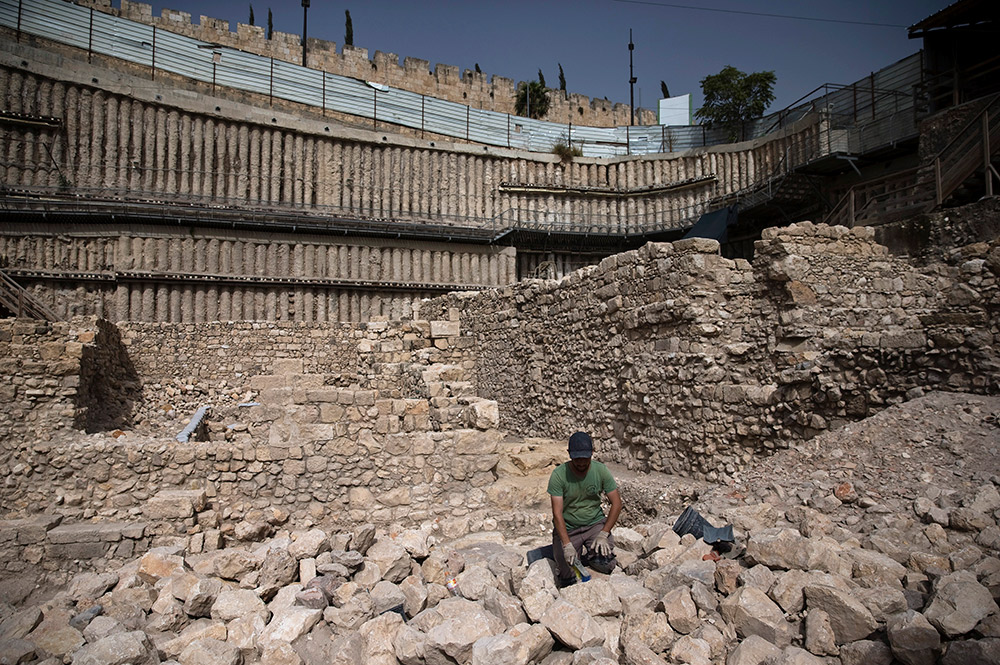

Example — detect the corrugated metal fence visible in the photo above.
[0,0,924,158]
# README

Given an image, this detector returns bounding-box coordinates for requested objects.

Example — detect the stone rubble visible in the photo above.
[1,434,998,665]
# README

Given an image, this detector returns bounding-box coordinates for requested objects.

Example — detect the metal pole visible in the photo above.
[421,96,425,138]
[16,0,22,42]
[269,57,274,106]
[985,114,993,198]
[301,0,310,67]
[88,8,93,62]
[151,27,156,80]
[629,29,636,126]
[322,73,326,116]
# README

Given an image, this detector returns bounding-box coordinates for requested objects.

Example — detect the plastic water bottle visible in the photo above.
[445,576,460,595]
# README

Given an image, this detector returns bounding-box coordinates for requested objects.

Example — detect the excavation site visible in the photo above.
[0,1,998,664]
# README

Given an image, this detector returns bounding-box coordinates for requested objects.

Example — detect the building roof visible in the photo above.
[908,0,1000,38]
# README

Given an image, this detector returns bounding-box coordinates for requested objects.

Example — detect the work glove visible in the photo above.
[591,531,613,558]
[562,542,580,568]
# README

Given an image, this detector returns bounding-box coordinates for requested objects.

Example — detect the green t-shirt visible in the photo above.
[546,461,617,530]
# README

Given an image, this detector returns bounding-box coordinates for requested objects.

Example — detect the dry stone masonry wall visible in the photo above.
[0,317,136,442]
[419,223,1000,480]
[0,314,511,560]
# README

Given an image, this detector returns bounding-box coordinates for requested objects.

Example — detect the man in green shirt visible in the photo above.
[547,431,623,585]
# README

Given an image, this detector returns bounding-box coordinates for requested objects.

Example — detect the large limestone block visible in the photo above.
[143,489,207,519]
[483,587,527,629]
[259,607,322,650]
[470,623,554,665]
[621,611,675,654]
[456,565,497,601]
[940,638,1000,665]
[845,548,907,588]
[183,578,224,617]
[371,581,407,615]
[623,637,669,665]
[661,586,698,634]
[0,608,42,641]
[803,584,877,644]
[70,630,159,665]
[465,399,500,430]
[288,529,331,560]
[359,612,405,665]
[178,637,241,665]
[365,539,412,583]
[211,588,268,622]
[26,611,84,659]
[719,586,795,646]
[560,579,621,617]
[137,548,186,584]
[723,634,782,665]
[886,610,941,665]
[669,634,712,665]
[746,529,847,574]
[540,599,605,650]
[163,619,228,658]
[425,599,505,664]
[838,639,893,665]
[925,570,999,637]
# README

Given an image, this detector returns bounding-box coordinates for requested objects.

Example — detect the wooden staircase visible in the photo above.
[0,269,61,321]
[825,92,1000,228]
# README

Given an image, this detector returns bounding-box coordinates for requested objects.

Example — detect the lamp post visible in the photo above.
[629,29,636,126]
[301,0,310,67]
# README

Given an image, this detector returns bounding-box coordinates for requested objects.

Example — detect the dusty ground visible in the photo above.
[612,390,1000,533]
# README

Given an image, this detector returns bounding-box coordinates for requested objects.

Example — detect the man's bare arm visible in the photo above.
[602,488,622,533]
[550,495,571,545]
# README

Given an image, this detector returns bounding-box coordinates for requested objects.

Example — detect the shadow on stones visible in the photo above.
[76,319,142,433]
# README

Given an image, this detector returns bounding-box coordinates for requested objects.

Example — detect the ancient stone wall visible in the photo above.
[0,49,822,232]
[74,0,656,128]
[1,313,509,544]
[0,225,516,322]
[418,223,1000,480]
[0,317,137,442]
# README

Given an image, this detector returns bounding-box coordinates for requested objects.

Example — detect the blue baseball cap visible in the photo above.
[568,431,594,459]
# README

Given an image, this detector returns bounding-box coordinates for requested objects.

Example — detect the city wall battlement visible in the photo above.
[77,0,656,128]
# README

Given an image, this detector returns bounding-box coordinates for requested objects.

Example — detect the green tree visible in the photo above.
[345,10,354,46]
[695,65,776,142]
[249,4,254,26]
[515,80,550,119]
[537,69,546,89]
[267,8,272,39]
[660,80,669,98]
[558,63,566,97]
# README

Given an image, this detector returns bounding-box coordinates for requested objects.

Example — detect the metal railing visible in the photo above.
[0,267,60,320]
[0,0,925,158]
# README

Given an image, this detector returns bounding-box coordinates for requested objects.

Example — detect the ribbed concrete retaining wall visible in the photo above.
[0,48,825,231]
[0,226,516,322]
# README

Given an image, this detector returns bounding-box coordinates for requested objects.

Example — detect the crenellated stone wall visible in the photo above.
[71,0,656,128]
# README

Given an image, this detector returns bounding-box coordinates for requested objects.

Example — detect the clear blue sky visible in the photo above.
[137,0,950,117]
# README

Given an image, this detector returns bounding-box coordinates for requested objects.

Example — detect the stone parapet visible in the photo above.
[94,0,655,128]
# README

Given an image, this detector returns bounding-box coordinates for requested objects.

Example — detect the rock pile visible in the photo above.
[2,466,998,665]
